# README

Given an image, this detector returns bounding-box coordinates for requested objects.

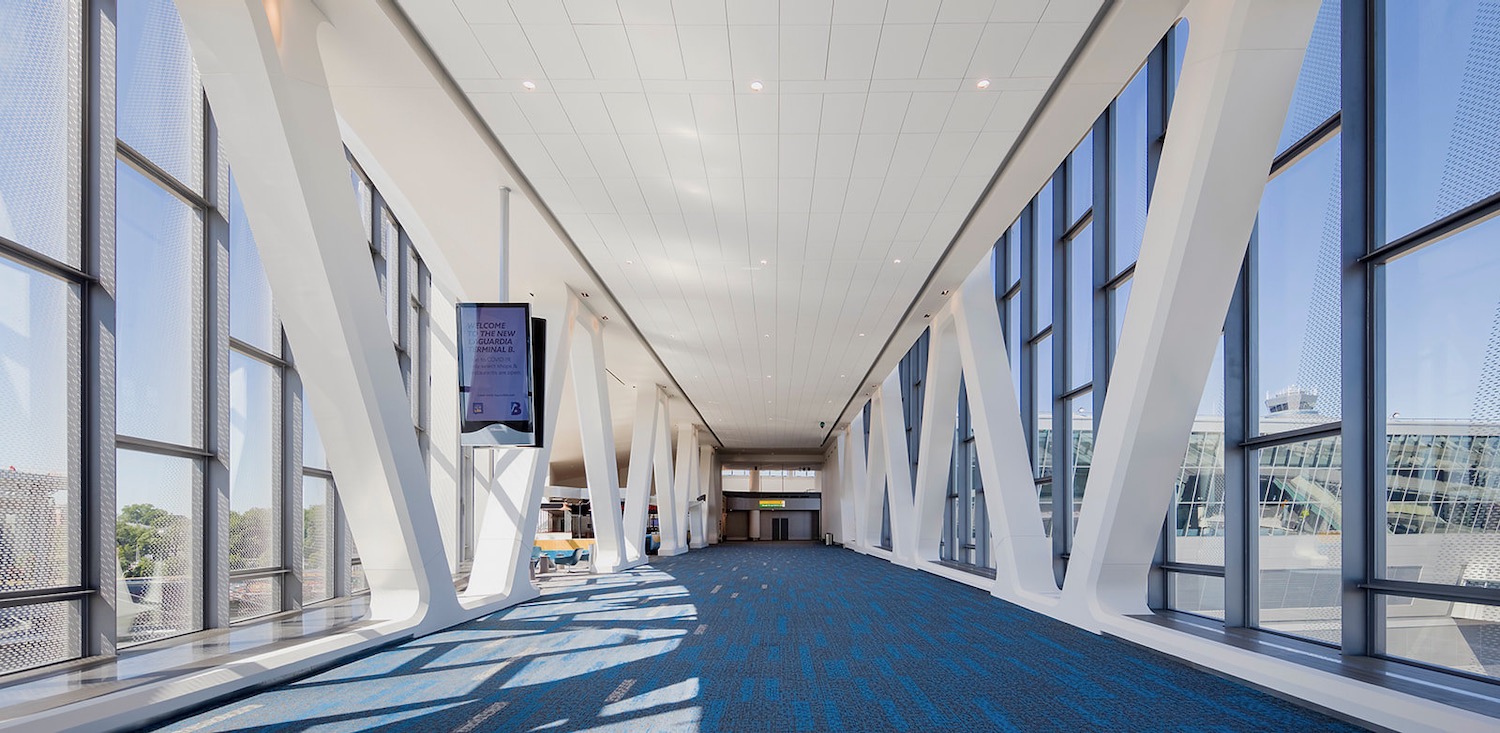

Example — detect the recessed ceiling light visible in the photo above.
[893,258,902,264]
[522,80,537,91]
[977,79,991,89]
[749,80,764,92]
[839,374,845,378]
[760,258,768,265]
[764,333,771,338]
[625,259,634,264]
[857,333,865,337]
[766,375,772,379]
[600,315,609,321]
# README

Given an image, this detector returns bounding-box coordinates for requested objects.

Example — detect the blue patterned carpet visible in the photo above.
[151,543,1363,732]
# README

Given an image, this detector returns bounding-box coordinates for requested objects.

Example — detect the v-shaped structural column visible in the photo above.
[669,423,699,551]
[652,404,683,556]
[1062,0,1321,628]
[571,307,628,573]
[844,411,868,550]
[462,296,579,602]
[912,314,962,565]
[620,386,664,566]
[173,0,459,626]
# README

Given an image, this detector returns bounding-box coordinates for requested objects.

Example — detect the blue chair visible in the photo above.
[552,549,582,571]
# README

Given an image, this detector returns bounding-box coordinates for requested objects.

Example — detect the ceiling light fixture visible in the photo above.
[893,258,902,264]
[977,79,991,90]
[857,333,865,337]
[522,80,537,91]
[749,80,764,92]
[760,258,768,265]
[625,259,633,264]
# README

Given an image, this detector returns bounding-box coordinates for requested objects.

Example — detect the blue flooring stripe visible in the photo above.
[150,543,1367,732]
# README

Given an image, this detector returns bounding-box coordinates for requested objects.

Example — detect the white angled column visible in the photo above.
[1062,0,1321,627]
[653,399,684,556]
[671,423,698,551]
[620,385,662,566]
[862,396,888,552]
[463,296,578,602]
[691,441,712,549]
[173,0,459,626]
[844,416,867,550]
[571,307,628,573]
[912,315,962,563]
[874,371,917,566]
[952,262,1059,607]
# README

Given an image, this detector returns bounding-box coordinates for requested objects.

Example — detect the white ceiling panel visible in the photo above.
[401,0,1100,447]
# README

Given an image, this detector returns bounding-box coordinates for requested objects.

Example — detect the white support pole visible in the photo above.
[912,314,963,564]
[173,0,458,626]
[671,423,698,551]
[863,393,889,552]
[692,441,712,549]
[844,417,867,550]
[875,371,917,566]
[620,385,661,565]
[1062,0,1322,628]
[496,186,510,299]
[463,295,578,602]
[653,397,684,556]
[571,308,628,573]
[952,263,1058,607]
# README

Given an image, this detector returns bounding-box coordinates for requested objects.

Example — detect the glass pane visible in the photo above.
[1383,225,1500,581]
[1034,335,1052,479]
[1111,278,1132,363]
[1257,435,1343,645]
[1172,338,1226,566]
[1276,0,1340,154]
[1006,295,1021,400]
[117,449,200,645]
[1381,1,1500,242]
[0,600,80,675]
[302,476,334,603]
[1067,226,1092,389]
[116,162,199,446]
[1112,66,1148,275]
[117,0,200,189]
[230,352,278,573]
[1033,184,1054,332]
[380,212,400,343]
[0,0,77,263]
[303,394,327,470]
[1169,573,1226,621]
[1038,480,1053,539]
[1169,21,1189,106]
[1068,394,1093,535]
[351,166,373,246]
[348,515,366,594]
[1383,595,1500,680]
[1007,220,1021,288]
[1254,137,1341,436]
[0,260,79,590]
[230,576,279,623]
[229,176,277,354]
[1068,132,1093,224]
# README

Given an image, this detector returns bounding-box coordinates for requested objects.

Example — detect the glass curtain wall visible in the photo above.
[0,0,429,677]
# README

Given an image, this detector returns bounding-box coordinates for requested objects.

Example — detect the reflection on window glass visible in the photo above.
[1169,573,1226,621]
[0,0,76,263]
[302,394,328,470]
[302,476,334,603]
[1171,337,1226,568]
[1112,67,1148,275]
[229,177,277,354]
[229,353,278,576]
[1068,394,1093,536]
[1006,294,1021,400]
[1068,132,1093,224]
[1382,225,1500,588]
[1111,278,1132,364]
[1257,435,1342,646]
[1034,185,1054,331]
[1007,221,1022,288]
[1382,0,1500,241]
[116,449,200,645]
[1383,595,1500,680]
[0,259,79,595]
[116,162,199,446]
[1067,227,1092,389]
[1034,335,1052,480]
[1276,0,1341,154]
[1255,137,1341,435]
[117,0,200,189]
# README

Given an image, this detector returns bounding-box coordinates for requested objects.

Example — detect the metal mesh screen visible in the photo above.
[116,0,201,189]
[229,352,279,573]
[116,450,200,646]
[229,576,279,623]
[0,600,80,675]
[228,176,277,354]
[301,476,333,603]
[0,0,79,264]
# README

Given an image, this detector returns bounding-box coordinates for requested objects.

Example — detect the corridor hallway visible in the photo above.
[151,545,1359,732]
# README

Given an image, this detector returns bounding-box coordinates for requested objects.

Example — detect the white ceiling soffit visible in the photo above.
[396,0,1104,449]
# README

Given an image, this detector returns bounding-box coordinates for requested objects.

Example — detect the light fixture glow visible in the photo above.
[893,258,902,264]
[625,259,633,264]
[522,80,537,91]
[749,80,764,92]
[760,258,768,265]
[857,333,865,337]
[977,79,991,89]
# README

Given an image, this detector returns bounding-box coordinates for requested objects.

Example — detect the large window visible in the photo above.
[0,0,427,676]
